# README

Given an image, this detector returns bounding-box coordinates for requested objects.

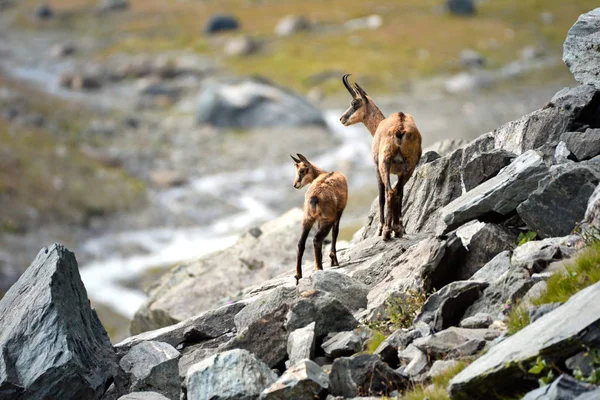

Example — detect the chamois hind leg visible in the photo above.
[330,212,343,267]
[393,178,404,238]
[376,170,385,236]
[381,162,394,241]
[295,218,314,285]
[313,220,334,271]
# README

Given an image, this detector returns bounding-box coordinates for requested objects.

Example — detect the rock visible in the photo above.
[449,280,600,399]
[585,184,600,230]
[124,302,245,348]
[259,360,328,400]
[446,0,475,16]
[562,129,600,161]
[566,351,596,377]
[149,170,186,189]
[196,78,325,128]
[186,349,277,399]
[0,244,117,399]
[520,46,544,61]
[461,149,516,191]
[576,388,600,400]
[412,327,487,359]
[59,72,103,91]
[287,323,316,367]
[344,15,383,31]
[399,344,429,377]
[329,354,408,397]
[494,85,600,155]
[374,329,422,368]
[35,4,53,19]
[204,14,240,34]
[511,235,581,273]
[235,286,297,332]
[424,139,468,157]
[50,43,76,58]
[554,141,574,164]
[224,36,259,57]
[414,280,488,331]
[445,72,493,93]
[322,331,362,359]
[419,150,441,165]
[132,209,305,332]
[440,150,548,232]
[460,49,485,69]
[528,302,562,324]
[177,335,230,380]
[459,313,493,329]
[563,8,600,89]
[521,374,598,400]
[119,341,180,399]
[118,393,170,400]
[541,11,554,24]
[518,164,600,238]
[297,270,368,313]
[97,0,129,12]
[428,359,461,379]
[274,15,310,37]
[469,250,512,284]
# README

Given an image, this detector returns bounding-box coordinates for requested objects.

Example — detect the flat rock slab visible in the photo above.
[259,359,328,400]
[521,374,598,400]
[563,8,600,89]
[449,280,600,399]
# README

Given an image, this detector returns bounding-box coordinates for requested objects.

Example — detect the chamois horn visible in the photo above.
[342,74,356,97]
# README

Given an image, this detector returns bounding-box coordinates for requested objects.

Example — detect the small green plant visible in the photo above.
[365,330,387,354]
[528,356,556,387]
[517,231,537,246]
[367,290,427,334]
[402,361,467,400]
[506,304,530,335]
[573,348,600,385]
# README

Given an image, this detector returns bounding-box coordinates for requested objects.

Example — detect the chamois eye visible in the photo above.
[351,100,359,108]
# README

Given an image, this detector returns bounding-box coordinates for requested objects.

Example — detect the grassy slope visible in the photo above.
[13,0,599,93]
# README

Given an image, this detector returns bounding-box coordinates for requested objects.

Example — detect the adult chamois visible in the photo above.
[339,74,422,240]
[291,153,348,284]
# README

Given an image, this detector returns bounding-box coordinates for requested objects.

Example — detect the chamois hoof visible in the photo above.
[294,275,302,285]
[382,227,393,241]
[393,226,405,238]
[330,254,339,267]
[377,223,383,236]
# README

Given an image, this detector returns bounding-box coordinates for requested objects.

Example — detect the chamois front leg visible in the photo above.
[313,220,334,271]
[381,161,394,241]
[295,219,314,285]
[376,170,385,236]
[330,212,343,267]
[394,178,404,238]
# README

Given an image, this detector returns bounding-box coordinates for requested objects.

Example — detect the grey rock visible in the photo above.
[224,36,259,57]
[576,388,600,400]
[178,335,230,379]
[585,184,600,230]
[419,150,441,165]
[118,393,169,400]
[414,280,488,331]
[460,313,493,329]
[287,322,316,367]
[297,270,368,313]
[441,150,548,232]
[186,349,277,400]
[196,78,325,128]
[462,149,516,191]
[470,251,512,284]
[235,286,296,332]
[123,302,245,350]
[259,360,328,400]
[322,331,362,359]
[566,351,596,377]
[274,15,310,37]
[427,360,461,379]
[521,374,598,400]
[529,302,562,324]
[412,327,487,359]
[400,345,429,377]
[511,235,581,273]
[329,354,408,397]
[374,329,422,368]
[449,280,600,399]
[521,281,548,307]
[460,49,485,69]
[562,129,600,161]
[445,72,493,93]
[97,0,129,12]
[447,0,475,16]
[518,163,600,238]
[119,341,180,399]
[0,244,117,400]
[204,14,240,34]
[35,4,53,19]
[554,141,574,164]
[424,138,468,157]
[563,8,600,89]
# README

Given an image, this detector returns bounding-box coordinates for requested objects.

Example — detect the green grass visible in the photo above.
[365,330,386,354]
[10,0,600,94]
[506,241,600,334]
[402,361,468,400]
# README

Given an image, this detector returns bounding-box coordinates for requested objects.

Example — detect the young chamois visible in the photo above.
[291,153,348,284]
[339,74,422,240]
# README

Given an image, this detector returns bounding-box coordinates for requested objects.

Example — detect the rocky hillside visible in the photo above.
[1,7,600,400]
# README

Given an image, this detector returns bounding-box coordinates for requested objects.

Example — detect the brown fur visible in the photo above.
[340,75,422,240]
[291,154,348,284]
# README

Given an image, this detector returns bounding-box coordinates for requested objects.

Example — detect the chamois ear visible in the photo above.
[354,83,369,103]
[342,74,357,98]
[290,154,301,163]
[296,153,310,165]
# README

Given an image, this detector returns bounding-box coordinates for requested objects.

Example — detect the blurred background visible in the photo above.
[0,0,595,340]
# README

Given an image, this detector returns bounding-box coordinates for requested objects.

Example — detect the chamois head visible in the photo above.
[339,74,370,126]
[291,153,316,189]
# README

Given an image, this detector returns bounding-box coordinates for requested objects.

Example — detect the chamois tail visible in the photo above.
[309,196,319,214]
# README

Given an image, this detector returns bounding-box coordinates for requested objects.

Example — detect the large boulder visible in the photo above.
[132,209,306,333]
[449,280,600,399]
[561,129,600,161]
[322,331,363,359]
[185,349,277,400]
[196,78,325,128]
[259,360,328,400]
[462,149,516,191]
[469,250,512,284]
[287,323,316,367]
[511,235,582,272]
[329,354,408,397]
[119,341,180,399]
[563,8,600,89]
[518,163,600,238]
[0,244,117,400]
[297,270,368,313]
[412,327,488,359]
[440,150,548,232]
